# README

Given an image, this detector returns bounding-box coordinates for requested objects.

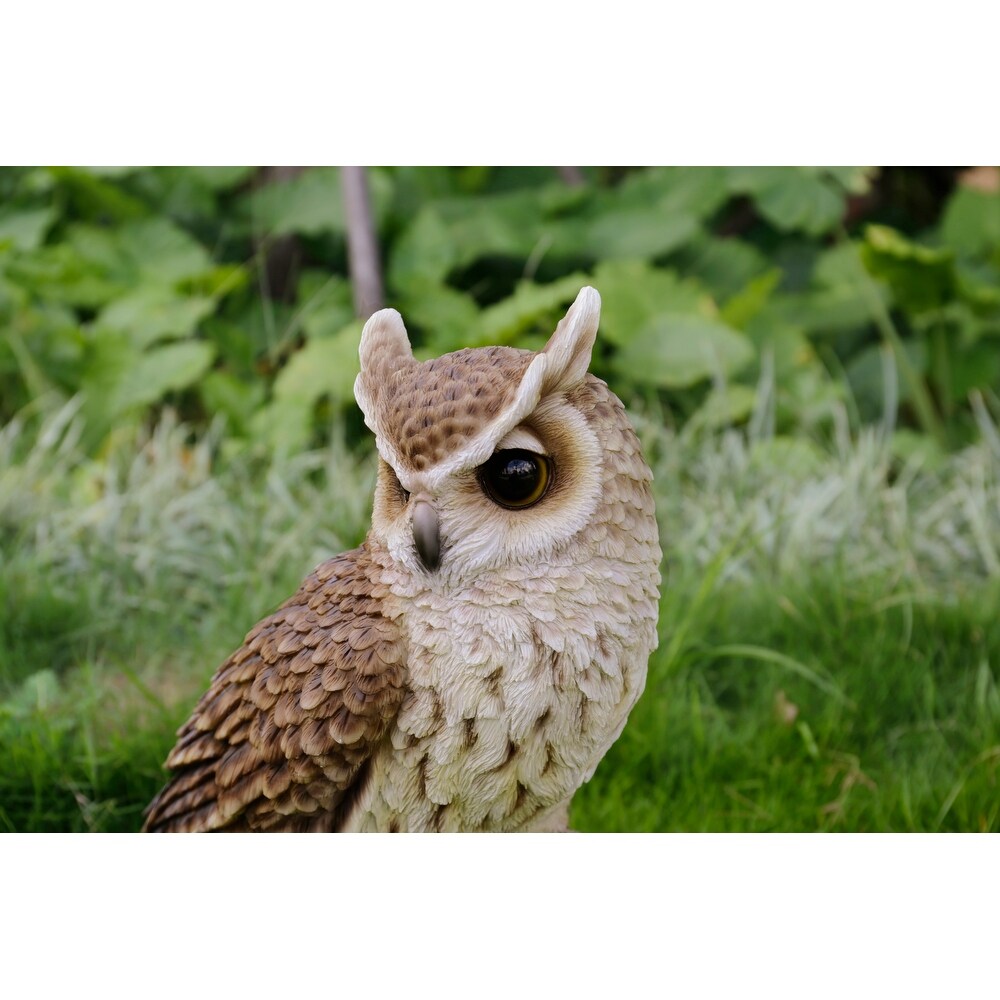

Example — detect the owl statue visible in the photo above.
[144,286,661,832]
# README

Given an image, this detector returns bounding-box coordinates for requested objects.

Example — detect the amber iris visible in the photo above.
[479,450,551,509]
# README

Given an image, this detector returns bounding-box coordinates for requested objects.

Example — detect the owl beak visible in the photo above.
[411,498,440,572]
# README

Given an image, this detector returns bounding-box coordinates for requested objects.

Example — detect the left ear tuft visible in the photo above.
[358,307,414,378]
[355,307,415,423]
[541,286,601,393]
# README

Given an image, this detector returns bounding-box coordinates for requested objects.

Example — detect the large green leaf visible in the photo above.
[593,260,713,347]
[390,186,567,290]
[185,166,254,190]
[215,297,297,364]
[754,240,887,337]
[720,269,782,329]
[813,241,867,288]
[674,237,770,299]
[955,260,1000,314]
[615,314,754,388]
[389,208,459,290]
[245,167,393,236]
[254,321,364,455]
[53,217,225,351]
[861,224,956,313]
[728,167,847,235]
[442,190,544,262]
[98,288,215,347]
[65,224,129,275]
[399,284,480,355]
[201,317,260,375]
[741,242,891,336]
[114,340,216,411]
[727,166,790,194]
[615,166,730,220]
[0,208,54,251]
[755,174,844,236]
[118,218,214,285]
[296,272,356,341]
[79,333,215,440]
[941,188,1000,258]
[200,370,264,436]
[179,264,248,300]
[273,321,362,406]
[474,274,589,346]
[5,242,125,308]
[823,166,876,195]
[757,286,881,337]
[582,207,698,260]
[18,218,216,307]
[390,174,710,291]
[689,384,758,429]
[949,340,1000,399]
[46,166,149,222]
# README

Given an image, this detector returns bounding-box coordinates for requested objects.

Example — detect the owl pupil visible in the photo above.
[479,450,551,509]
[498,457,536,496]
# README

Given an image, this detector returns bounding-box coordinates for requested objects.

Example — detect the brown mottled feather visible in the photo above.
[362,347,534,472]
[143,544,405,832]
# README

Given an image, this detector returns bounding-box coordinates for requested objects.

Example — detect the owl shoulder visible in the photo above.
[143,544,407,832]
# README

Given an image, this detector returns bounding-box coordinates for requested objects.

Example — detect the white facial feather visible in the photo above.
[433,396,604,577]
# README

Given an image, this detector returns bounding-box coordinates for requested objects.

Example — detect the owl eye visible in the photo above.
[478,450,552,509]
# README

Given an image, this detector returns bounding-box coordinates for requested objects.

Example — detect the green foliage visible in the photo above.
[861,224,956,313]
[942,187,1000,257]
[3,166,999,455]
[728,166,856,235]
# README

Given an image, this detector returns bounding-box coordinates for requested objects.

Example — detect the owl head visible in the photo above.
[354,287,652,583]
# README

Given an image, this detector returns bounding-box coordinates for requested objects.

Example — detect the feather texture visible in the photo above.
[143,547,405,832]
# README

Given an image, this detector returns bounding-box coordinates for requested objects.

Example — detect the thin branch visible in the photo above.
[341,166,384,319]
[555,166,585,187]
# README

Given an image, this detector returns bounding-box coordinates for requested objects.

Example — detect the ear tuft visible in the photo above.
[355,307,415,427]
[541,286,601,393]
[358,308,414,378]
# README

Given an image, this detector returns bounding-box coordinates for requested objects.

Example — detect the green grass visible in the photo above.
[573,573,1000,832]
[2,400,999,831]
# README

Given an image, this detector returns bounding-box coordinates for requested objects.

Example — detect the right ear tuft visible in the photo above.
[540,286,601,394]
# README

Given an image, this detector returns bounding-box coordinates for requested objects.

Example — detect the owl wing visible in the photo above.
[143,545,406,832]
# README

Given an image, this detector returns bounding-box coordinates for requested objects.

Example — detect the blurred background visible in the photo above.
[1,165,998,832]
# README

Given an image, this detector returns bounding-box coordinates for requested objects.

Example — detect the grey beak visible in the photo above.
[411,499,440,572]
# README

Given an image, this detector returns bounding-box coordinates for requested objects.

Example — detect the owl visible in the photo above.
[143,286,661,832]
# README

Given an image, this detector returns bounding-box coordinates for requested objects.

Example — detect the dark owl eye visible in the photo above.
[478,450,552,509]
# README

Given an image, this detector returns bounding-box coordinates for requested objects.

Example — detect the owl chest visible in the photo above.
[346,585,644,832]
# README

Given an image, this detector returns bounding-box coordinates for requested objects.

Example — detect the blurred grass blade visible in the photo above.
[708,643,855,707]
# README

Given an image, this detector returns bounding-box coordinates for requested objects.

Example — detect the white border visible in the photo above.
[4,834,996,996]
[3,3,995,163]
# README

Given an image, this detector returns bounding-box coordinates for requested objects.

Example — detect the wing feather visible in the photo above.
[143,544,405,832]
